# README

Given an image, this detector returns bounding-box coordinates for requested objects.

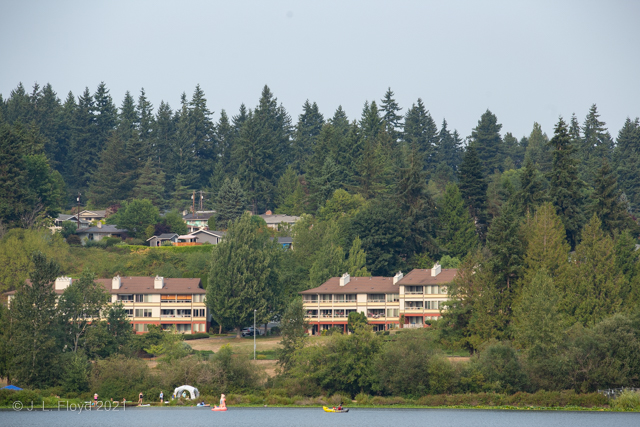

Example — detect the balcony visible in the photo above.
[404,306,424,311]
[403,323,424,329]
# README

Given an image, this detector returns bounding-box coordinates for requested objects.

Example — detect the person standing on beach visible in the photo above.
[94,393,98,406]
[139,392,143,405]
[160,391,164,403]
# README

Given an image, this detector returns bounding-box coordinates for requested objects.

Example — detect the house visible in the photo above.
[54,213,90,228]
[147,233,179,247]
[76,224,128,245]
[182,211,216,233]
[277,236,293,250]
[190,229,225,245]
[5,276,209,334]
[300,263,456,334]
[259,211,300,230]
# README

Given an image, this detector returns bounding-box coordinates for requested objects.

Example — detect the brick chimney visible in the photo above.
[154,276,164,289]
[55,276,72,290]
[112,275,121,290]
[393,271,404,285]
[339,273,350,286]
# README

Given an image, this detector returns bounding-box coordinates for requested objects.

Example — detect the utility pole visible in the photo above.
[76,193,81,230]
[191,190,195,214]
[253,309,257,360]
[199,190,203,211]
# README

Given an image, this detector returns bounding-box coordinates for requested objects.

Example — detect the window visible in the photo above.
[320,309,332,318]
[345,294,357,303]
[320,294,332,302]
[405,286,423,295]
[135,294,152,303]
[386,308,399,317]
[334,309,345,317]
[303,295,318,303]
[193,294,205,303]
[176,309,192,318]
[124,309,133,317]
[135,309,152,318]
[386,294,399,302]
[176,323,190,333]
[345,309,357,317]
[135,323,149,332]
[161,309,175,317]
[334,295,345,303]
[367,294,385,303]
[118,294,134,302]
[425,301,439,310]
[193,309,206,317]
[367,309,385,318]
[426,286,439,295]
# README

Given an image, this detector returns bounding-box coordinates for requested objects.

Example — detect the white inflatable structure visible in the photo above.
[172,385,200,400]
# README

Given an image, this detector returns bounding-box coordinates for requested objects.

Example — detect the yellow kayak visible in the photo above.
[323,406,349,413]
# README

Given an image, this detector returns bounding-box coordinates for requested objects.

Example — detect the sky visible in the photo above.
[1,0,639,139]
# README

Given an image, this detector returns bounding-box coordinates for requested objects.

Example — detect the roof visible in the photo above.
[259,214,300,224]
[146,233,178,241]
[6,276,205,295]
[80,210,107,217]
[277,237,293,244]
[57,214,75,221]
[76,225,128,234]
[396,268,458,285]
[191,229,225,238]
[300,276,399,295]
[183,212,216,220]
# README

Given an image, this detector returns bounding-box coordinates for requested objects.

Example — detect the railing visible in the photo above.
[598,387,640,398]
[367,313,385,319]
[405,291,424,295]
[161,300,192,303]
[404,306,424,310]
[403,323,424,329]
[305,314,318,318]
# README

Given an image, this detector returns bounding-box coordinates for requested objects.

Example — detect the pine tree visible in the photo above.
[564,215,623,326]
[344,236,369,277]
[136,88,155,144]
[11,252,62,388]
[523,122,551,172]
[458,144,488,241]
[471,110,504,175]
[520,202,570,287]
[171,93,199,186]
[613,118,640,213]
[592,158,625,236]
[188,84,215,187]
[216,177,247,229]
[132,158,166,206]
[170,173,192,211]
[437,183,478,259]
[207,212,279,336]
[395,149,438,258]
[35,83,63,170]
[517,157,546,215]
[503,131,526,169]
[380,87,403,141]
[359,100,384,141]
[68,87,96,192]
[214,109,234,175]
[579,104,613,187]
[92,82,117,149]
[486,201,525,290]
[403,99,438,170]
[153,100,175,169]
[118,91,139,140]
[3,82,31,124]
[435,119,463,172]
[88,133,133,207]
[547,117,584,249]
[292,100,324,173]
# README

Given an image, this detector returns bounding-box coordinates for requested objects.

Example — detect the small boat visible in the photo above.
[323,406,349,413]
[211,406,228,411]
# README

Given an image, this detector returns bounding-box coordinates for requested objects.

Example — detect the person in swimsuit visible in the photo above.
[94,393,98,406]
[138,392,143,405]
[220,394,226,408]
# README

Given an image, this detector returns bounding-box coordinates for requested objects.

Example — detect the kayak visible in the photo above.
[211,406,227,411]
[197,404,211,407]
[323,406,349,413]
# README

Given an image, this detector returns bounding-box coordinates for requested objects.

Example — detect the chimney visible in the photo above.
[97,222,102,228]
[339,273,350,286]
[112,275,121,290]
[393,271,404,285]
[431,262,441,277]
[154,276,164,289]
[55,276,72,290]
[265,210,273,215]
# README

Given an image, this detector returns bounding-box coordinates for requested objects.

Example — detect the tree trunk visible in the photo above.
[235,326,241,339]
[218,324,222,335]
[263,323,268,336]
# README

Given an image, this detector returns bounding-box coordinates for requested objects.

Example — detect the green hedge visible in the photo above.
[183,333,210,340]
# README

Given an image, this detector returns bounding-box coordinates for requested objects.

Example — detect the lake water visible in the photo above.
[1,407,639,427]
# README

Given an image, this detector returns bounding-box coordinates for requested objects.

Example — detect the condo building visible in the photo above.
[6,275,209,334]
[300,263,456,334]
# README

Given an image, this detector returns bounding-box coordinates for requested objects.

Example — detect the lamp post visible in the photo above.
[253,309,257,360]
[76,193,81,231]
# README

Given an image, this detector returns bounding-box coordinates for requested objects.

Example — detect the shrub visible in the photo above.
[613,390,640,410]
[354,392,370,405]
[183,333,210,340]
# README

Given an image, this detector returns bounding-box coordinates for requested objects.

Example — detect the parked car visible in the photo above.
[241,327,263,337]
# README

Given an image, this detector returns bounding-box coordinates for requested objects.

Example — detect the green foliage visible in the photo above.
[133,158,166,207]
[347,311,368,332]
[162,209,188,235]
[471,110,503,175]
[144,328,192,361]
[62,353,90,393]
[437,183,477,259]
[439,255,461,269]
[109,199,160,238]
[277,297,308,372]
[591,158,626,235]
[472,341,529,393]
[458,144,487,241]
[613,390,640,411]
[215,177,246,229]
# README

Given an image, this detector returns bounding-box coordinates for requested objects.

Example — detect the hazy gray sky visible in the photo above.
[1,0,639,139]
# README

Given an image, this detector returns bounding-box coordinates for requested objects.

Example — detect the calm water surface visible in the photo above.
[1,407,639,427]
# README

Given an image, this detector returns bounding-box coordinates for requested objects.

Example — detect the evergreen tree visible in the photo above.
[136,88,155,145]
[614,118,640,213]
[170,173,192,211]
[458,144,488,241]
[132,158,166,206]
[435,119,463,172]
[188,84,215,187]
[486,201,525,290]
[592,158,625,236]
[344,236,369,277]
[520,202,570,287]
[471,110,503,175]
[214,109,234,176]
[4,82,31,124]
[57,91,76,176]
[396,149,438,258]
[153,100,175,170]
[564,215,623,326]
[292,100,324,173]
[517,157,546,215]
[524,122,551,172]
[548,117,585,249]
[403,99,438,170]
[437,183,478,259]
[579,104,613,187]
[503,131,525,169]
[380,87,403,141]
[93,82,118,147]
[359,100,384,141]
[215,178,246,229]
[88,133,133,206]
[11,252,61,387]
[68,87,96,192]
[206,212,279,337]
[276,297,308,372]
[35,83,63,170]
[118,90,139,140]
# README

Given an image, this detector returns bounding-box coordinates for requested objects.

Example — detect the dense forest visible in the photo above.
[2,81,640,399]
